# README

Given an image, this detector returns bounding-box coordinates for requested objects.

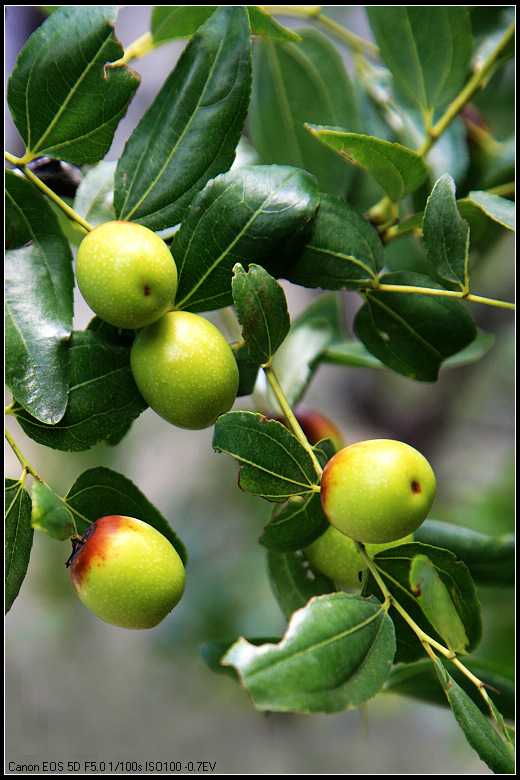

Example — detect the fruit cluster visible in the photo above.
[72,223,436,627]
[75,220,239,430]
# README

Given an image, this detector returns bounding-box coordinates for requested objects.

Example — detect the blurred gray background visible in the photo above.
[5,6,514,774]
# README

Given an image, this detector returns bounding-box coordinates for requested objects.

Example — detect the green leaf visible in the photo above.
[5,478,34,613]
[212,411,320,501]
[173,165,320,312]
[433,658,515,774]
[64,467,187,564]
[5,171,73,423]
[31,481,76,541]
[422,174,470,291]
[269,294,345,408]
[151,6,301,45]
[354,271,478,381]
[222,593,396,713]
[232,264,291,365]
[363,542,482,664]
[414,519,514,586]
[283,193,384,289]
[73,160,116,228]
[249,29,360,197]
[267,550,335,620]
[384,656,515,721]
[7,6,140,164]
[464,190,515,231]
[305,127,429,202]
[259,493,329,552]
[150,6,217,42]
[366,6,472,120]
[234,343,260,397]
[410,554,469,655]
[246,6,302,42]
[12,327,147,452]
[114,6,252,230]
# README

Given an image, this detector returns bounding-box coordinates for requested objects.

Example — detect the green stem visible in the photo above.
[417,20,516,159]
[354,540,510,735]
[368,20,515,225]
[110,32,155,66]
[264,5,379,57]
[263,364,323,481]
[5,427,45,485]
[370,283,515,311]
[5,151,93,234]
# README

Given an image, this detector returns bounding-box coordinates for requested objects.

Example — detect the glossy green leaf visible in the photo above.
[222,593,396,713]
[5,171,73,423]
[31,481,76,541]
[7,6,139,164]
[259,492,329,552]
[212,411,320,501]
[114,6,252,230]
[269,294,345,408]
[232,264,291,365]
[73,160,117,228]
[433,658,515,774]
[410,554,469,655]
[366,6,472,119]
[422,174,470,291]
[354,271,478,381]
[12,327,147,452]
[249,29,359,196]
[363,542,482,664]
[414,519,514,586]
[284,193,384,289]
[5,478,34,614]
[384,657,515,721]
[64,467,187,564]
[305,126,428,202]
[173,165,319,312]
[267,550,335,621]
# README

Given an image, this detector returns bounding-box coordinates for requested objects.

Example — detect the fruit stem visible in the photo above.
[5,151,93,234]
[263,364,323,480]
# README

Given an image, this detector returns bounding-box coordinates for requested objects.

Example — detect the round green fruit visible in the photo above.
[67,515,186,630]
[75,220,178,329]
[320,439,436,543]
[304,525,414,588]
[130,311,239,429]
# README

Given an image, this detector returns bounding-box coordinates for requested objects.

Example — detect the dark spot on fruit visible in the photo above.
[143,285,151,296]
[411,480,421,494]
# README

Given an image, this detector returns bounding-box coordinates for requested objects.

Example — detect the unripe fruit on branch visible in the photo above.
[304,524,414,588]
[320,439,436,543]
[130,311,239,429]
[67,516,186,630]
[75,221,178,329]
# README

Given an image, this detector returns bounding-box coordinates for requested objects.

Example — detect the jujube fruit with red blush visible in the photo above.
[320,439,436,543]
[67,515,186,629]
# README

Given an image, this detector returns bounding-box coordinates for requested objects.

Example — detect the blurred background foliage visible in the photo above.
[5,5,514,773]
